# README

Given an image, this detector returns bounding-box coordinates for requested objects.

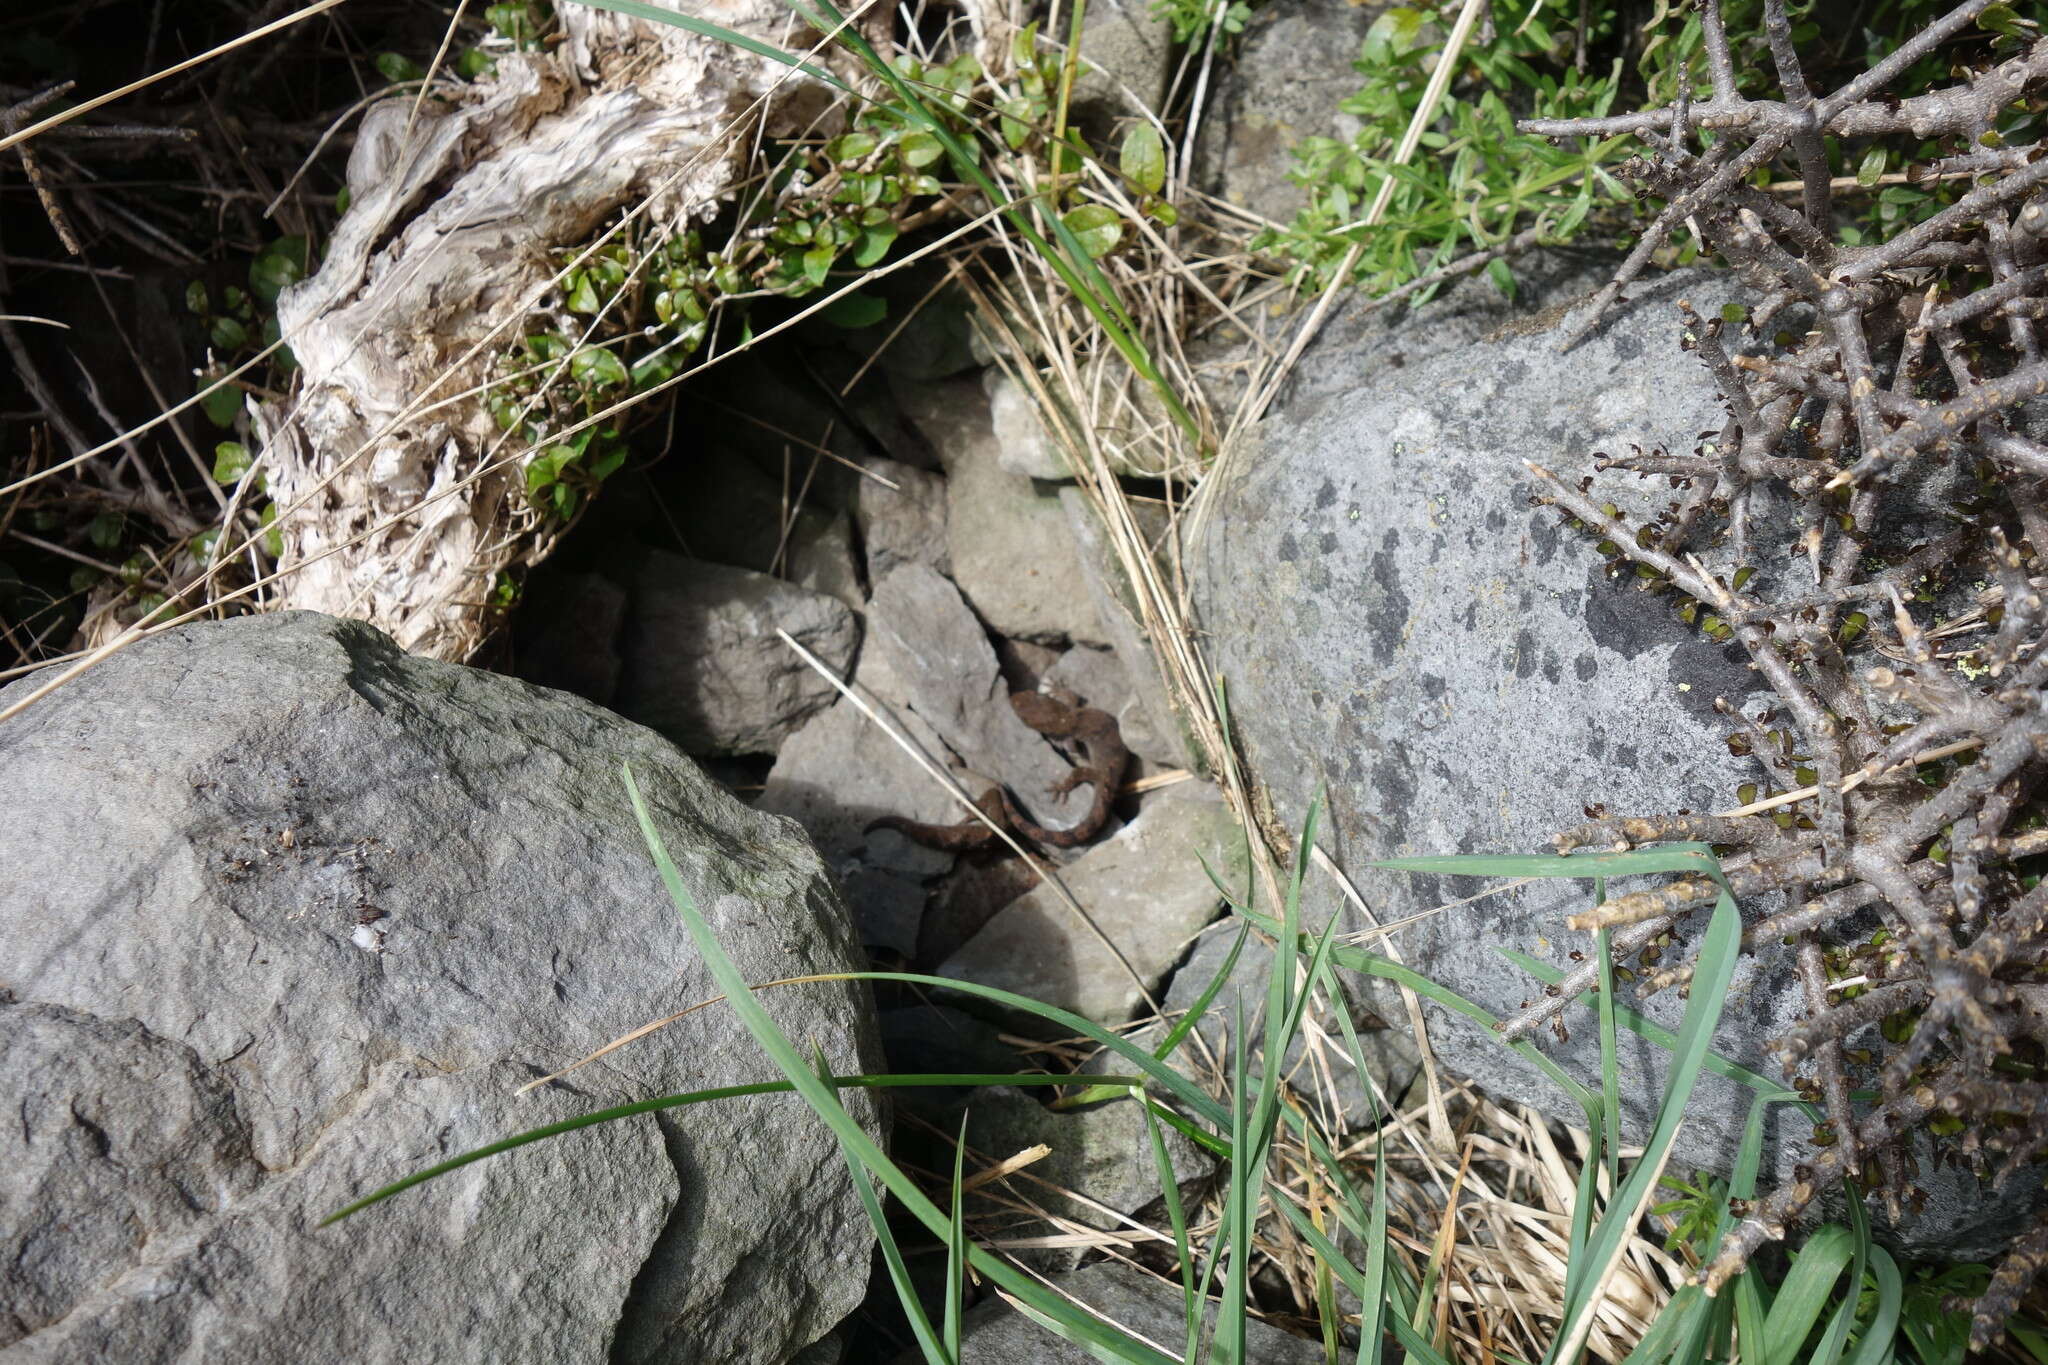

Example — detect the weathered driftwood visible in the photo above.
[256,1,878,659]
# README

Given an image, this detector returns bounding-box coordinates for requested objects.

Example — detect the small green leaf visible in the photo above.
[456,46,496,80]
[249,238,308,306]
[852,222,898,268]
[525,444,579,492]
[334,186,352,216]
[1721,302,1748,324]
[565,274,602,315]
[1061,203,1123,259]
[1144,198,1178,227]
[200,378,243,428]
[569,347,629,389]
[185,280,209,315]
[212,441,252,483]
[1856,145,1887,187]
[802,243,836,287]
[821,292,887,329]
[1119,124,1166,196]
[1486,257,1517,300]
[210,316,248,351]
[827,131,878,162]
[87,511,124,551]
[899,131,943,168]
[375,52,425,84]
[259,503,284,557]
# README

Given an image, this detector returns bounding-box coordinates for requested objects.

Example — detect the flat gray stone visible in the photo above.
[893,376,1108,645]
[0,611,880,1363]
[617,552,858,757]
[1187,261,2015,1258]
[861,562,1097,834]
[940,784,1241,1026]
[758,693,960,957]
[984,370,1071,481]
[852,454,950,579]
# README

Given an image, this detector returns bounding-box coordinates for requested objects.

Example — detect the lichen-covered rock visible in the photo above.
[1189,263,2011,1257]
[0,612,880,1362]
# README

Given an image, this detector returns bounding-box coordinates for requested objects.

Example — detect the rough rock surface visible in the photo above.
[983,371,1070,481]
[0,612,880,1362]
[616,551,858,756]
[940,784,1241,1026]
[933,1262,1324,1364]
[1069,0,1173,123]
[1199,0,1387,224]
[893,376,1107,645]
[1189,261,2006,1255]
[852,455,951,580]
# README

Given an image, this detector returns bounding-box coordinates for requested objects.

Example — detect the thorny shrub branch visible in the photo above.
[1516,1,2048,1346]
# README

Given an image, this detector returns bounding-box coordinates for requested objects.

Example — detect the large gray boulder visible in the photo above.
[1189,264,2006,1256]
[0,612,881,1362]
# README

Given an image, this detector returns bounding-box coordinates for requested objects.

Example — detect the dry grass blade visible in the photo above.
[0,0,350,155]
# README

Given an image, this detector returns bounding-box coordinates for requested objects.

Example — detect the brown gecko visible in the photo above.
[866,687,1129,851]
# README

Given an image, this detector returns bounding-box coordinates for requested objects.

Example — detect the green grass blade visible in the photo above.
[1844,1247,1903,1365]
[1138,1099,1200,1359]
[1217,996,1253,1365]
[1503,949,1808,1105]
[322,1070,1112,1224]
[1593,876,1620,1195]
[850,971,1233,1138]
[846,1135,949,1363]
[1235,912,1603,1125]
[1548,884,1744,1362]
[1620,1284,1706,1364]
[1808,1190,1875,1365]
[1267,1190,1452,1365]
[944,1112,967,1361]
[620,764,1179,1365]
[1157,918,1252,1062]
[1759,1224,1856,1365]
[1373,844,1726,881]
